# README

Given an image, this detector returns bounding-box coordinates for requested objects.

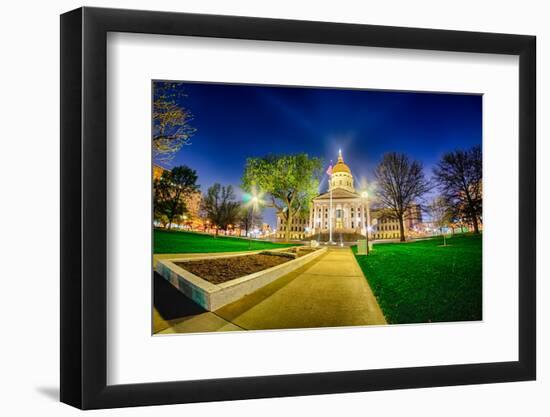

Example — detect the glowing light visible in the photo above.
[361,191,369,198]
[243,187,265,209]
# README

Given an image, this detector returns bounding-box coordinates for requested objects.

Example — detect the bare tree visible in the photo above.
[202,184,241,235]
[153,82,197,162]
[375,152,431,242]
[433,146,482,234]
[238,205,263,237]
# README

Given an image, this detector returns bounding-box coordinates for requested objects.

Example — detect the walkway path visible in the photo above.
[156,247,386,333]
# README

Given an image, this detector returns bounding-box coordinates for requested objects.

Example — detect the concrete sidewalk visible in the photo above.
[156,247,386,334]
[215,247,387,330]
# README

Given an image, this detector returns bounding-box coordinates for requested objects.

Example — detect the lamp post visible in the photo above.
[361,191,370,255]
[327,159,334,245]
[248,196,259,250]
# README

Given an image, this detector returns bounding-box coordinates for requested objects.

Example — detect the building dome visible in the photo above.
[332,149,351,173]
[332,162,351,174]
[330,150,355,192]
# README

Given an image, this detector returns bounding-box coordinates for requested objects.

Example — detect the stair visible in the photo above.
[313,232,366,243]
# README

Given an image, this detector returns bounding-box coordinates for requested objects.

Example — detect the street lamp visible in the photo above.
[361,190,370,255]
[248,195,260,250]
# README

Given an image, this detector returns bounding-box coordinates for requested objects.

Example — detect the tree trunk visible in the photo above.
[464,192,480,234]
[285,212,292,242]
[398,214,406,242]
[471,213,480,234]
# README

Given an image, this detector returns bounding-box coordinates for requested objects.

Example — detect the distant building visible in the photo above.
[261,223,273,235]
[181,190,203,229]
[153,164,165,181]
[370,205,423,240]
[276,212,309,240]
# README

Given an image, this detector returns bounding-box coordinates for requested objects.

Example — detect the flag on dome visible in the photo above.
[326,164,333,176]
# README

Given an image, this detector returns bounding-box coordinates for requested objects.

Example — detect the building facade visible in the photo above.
[309,150,371,237]
[275,212,310,240]
[273,150,423,241]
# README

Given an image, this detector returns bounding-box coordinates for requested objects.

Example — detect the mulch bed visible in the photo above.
[175,254,292,284]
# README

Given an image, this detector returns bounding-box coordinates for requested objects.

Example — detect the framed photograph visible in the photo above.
[60,7,536,409]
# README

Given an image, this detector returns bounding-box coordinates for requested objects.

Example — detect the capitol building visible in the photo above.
[309,150,370,237]
[276,150,422,241]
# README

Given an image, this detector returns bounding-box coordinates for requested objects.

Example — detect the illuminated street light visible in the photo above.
[245,191,264,249]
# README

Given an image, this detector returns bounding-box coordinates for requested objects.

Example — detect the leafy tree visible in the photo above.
[153,82,197,162]
[153,166,199,230]
[242,154,322,241]
[428,197,453,246]
[202,184,241,235]
[374,152,431,242]
[433,146,482,234]
[238,205,263,237]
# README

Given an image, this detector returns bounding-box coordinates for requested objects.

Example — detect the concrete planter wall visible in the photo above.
[156,247,327,311]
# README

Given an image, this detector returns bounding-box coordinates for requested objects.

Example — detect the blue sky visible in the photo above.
[155,81,482,228]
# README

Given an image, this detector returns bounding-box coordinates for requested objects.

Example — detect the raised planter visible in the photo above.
[156,247,327,311]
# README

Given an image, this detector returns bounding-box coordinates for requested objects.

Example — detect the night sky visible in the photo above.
[154,81,482,228]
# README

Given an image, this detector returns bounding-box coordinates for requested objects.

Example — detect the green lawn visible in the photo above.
[353,234,482,324]
[154,229,299,254]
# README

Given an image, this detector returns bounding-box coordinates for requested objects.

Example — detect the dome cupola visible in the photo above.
[332,149,351,174]
[329,149,355,192]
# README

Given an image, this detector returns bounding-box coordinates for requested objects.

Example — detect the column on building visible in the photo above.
[309,205,314,234]
[323,203,327,231]
[345,204,349,229]
[315,204,318,231]
[331,203,336,231]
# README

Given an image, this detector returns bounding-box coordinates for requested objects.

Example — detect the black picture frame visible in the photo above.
[60,6,536,410]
